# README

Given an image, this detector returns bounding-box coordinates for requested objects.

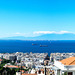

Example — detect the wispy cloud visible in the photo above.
[0,31,74,38]
[33,31,73,34]
[13,32,26,36]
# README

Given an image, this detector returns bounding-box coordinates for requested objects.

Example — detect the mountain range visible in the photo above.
[1,33,75,40]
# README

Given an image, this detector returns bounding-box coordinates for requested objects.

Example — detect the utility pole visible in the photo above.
[45,67,46,75]
[21,61,22,75]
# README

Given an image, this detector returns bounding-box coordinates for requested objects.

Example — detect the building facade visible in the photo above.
[54,57,75,75]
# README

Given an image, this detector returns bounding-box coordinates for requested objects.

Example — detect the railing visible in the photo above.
[65,65,75,70]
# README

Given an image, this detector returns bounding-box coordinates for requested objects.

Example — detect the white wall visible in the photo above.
[31,69,36,74]
[65,65,75,70]
[16,72,21,75]
[73,71,75,75]
[54,60,66,70]
[54,60,75,75]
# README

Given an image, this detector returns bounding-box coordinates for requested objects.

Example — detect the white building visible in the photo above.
[16,72,21,75]
[54,57,75,75]
[3,54,16,61]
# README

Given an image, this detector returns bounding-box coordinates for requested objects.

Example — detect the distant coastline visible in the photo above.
[1,33,75,40]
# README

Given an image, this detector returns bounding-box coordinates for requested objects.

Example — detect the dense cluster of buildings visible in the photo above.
[1,52,75,75]
[50,53,75,61]
[0,52,48,68]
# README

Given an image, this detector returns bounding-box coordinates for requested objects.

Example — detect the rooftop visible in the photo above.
[22,74,37,75]
[5,65,19,68]
[60,57,75,65]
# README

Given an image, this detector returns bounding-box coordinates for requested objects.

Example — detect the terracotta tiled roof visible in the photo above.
[6,65,18,68]
[60,57,75,65]
[0,59,2,61]
[20,70,25,73]
[40,69,44,72]
[22,73,37,75]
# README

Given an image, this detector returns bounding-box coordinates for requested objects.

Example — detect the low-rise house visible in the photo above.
[3,54,16,61]
[16,72,37,75]
[37,69,44,75]
[0,54,3,58]
[44,60,49,66]
[17,56,21,60]
[54,57,75,75]
[22,74,37,75]
[31,69,36,74]
[0,59,3,64]
[24,62,33,68]
[20,70,25,73]
[4,65,19,69]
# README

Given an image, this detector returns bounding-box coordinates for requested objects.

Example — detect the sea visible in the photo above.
[0,40,75,55]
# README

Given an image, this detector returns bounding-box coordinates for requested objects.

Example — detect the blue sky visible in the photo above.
[0,0,75,37]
